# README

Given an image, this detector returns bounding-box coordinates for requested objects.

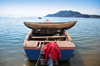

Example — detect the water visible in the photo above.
[0,17,100,66]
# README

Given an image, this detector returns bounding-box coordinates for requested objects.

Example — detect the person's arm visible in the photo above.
[63,31,73,42]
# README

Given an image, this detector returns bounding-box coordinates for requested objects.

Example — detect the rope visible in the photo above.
[35,42,42,66]
[35,41,45,66]
[35,54,41,66]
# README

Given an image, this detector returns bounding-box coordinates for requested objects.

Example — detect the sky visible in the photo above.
[0,0,100,17]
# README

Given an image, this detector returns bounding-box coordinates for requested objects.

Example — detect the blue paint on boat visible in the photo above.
[60,50,74,60]
[25,49,74,61]
[25,49,40,60]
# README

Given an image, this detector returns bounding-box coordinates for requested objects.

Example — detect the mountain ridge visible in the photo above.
[45,10,100,18]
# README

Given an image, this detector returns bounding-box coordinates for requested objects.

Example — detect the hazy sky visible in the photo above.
[0,0,100,17]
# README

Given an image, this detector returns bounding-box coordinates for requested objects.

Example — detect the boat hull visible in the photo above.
[24,21,77,30]
[23,30,75,61]
[24,49,74,61]
[25,49,40,60]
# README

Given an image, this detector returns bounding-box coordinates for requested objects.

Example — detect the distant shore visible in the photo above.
[45,10,100,18]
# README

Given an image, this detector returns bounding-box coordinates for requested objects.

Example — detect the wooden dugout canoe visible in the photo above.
[24,21,77,30]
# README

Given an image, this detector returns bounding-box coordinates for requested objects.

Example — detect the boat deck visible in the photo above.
[23,40,75,50]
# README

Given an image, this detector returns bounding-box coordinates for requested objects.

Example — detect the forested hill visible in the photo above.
[45,10,100,18]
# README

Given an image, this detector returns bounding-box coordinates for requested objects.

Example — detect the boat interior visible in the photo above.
[23,29,75,49]
[28,29,67,41]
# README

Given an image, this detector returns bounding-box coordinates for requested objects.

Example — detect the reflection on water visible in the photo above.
[26,58,36,66]
[26,57,71,66]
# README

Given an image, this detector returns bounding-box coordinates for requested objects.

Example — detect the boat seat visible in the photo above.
[56,41,75,47]
[24,41,39,47]
[31,36,66,39]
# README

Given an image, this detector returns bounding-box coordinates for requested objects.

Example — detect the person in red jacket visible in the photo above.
[43,42,61,63]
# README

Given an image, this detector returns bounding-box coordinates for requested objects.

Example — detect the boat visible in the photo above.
[23,20,77,65]
[24,21,77,30]
[38,17,41,19]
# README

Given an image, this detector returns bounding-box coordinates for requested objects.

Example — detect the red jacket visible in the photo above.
[43,42,61,63]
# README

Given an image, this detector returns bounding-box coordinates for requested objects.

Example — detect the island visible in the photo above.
[45,10,100,18]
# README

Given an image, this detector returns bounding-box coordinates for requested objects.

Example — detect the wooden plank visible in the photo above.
[59,41,63,47]
[25,41,38,47]
[66,41,74,47]
[69,41,75,47]
[65,41,71,47]
[56,41,75,48]
[60,41,66,47]
[23,40,28,46]
[28,30,34,36]
[56,41,62,47]
[23,33,30,46]
[31,36,66,39]
[30,41,34,46]
[56,41,66,47]
[31,41,38,47]
[69,41,73,47]
[63,31,72,41]
[27,41,33,47]
[62,41,68,47]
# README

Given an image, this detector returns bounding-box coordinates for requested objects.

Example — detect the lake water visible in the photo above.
[0,17,100,66]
